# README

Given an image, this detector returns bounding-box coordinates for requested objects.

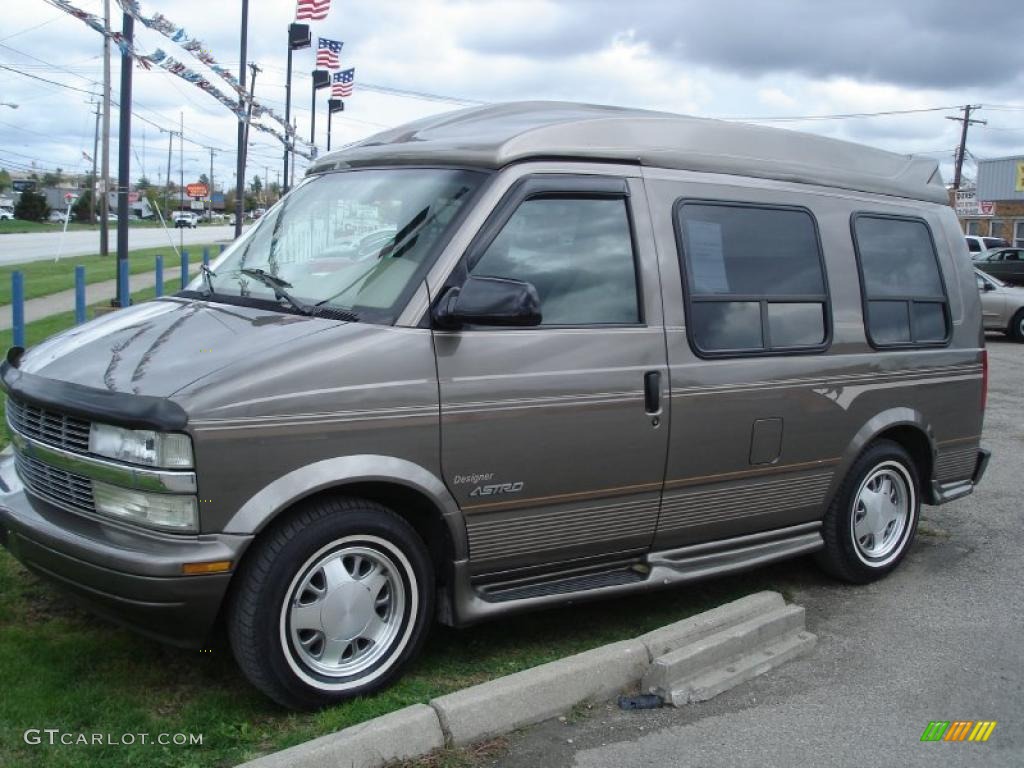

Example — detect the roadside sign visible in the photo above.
[190,200,205,211]
[186,182,209,198]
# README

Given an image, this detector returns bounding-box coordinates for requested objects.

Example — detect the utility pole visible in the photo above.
[164,128,173,216]
[235,61,260,237]
[209,147,216,221]
[234,0,249,238]
[100,0,111,255]
[114,9,134,305]
[947,105,986,191]
[90,100,100,223]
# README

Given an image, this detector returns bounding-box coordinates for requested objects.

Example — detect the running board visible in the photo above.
[451,522,824,625]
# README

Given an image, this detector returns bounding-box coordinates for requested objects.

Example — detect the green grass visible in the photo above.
[0,245,220,306]
[0,542,786,768]
[0,289,800,767]
[0,220,225,236]
[0,220,173,235]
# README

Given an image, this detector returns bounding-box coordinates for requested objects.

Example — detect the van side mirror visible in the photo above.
[433,275,542,329]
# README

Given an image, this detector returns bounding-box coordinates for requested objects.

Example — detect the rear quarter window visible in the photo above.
[853,214,950,348]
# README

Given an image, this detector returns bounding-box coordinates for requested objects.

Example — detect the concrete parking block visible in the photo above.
[668,630,817,705]
[430,639,650,746]
[638,590,784,659]
[642,604,806,694]
[235,703,444,768]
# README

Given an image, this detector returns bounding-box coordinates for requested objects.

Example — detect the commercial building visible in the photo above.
[958,156,1024,247]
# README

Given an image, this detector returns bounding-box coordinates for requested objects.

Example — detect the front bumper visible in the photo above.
[0,453,252,648]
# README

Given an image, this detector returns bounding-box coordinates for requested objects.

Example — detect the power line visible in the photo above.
[0,62,98,97]
[718,105,963,122]
[0,15,61,44]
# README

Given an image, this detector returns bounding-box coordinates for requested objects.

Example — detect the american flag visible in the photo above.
[316,38,342,69]
[296,0,330,21]
[332,68,355,98]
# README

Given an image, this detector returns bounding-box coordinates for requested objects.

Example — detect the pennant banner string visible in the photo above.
[42,0,315,159]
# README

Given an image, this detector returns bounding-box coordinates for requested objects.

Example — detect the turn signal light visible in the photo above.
[182,560,232,575]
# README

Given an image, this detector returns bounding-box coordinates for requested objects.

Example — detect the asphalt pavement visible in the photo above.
[0,225,239,265]
[487,338,1023,768]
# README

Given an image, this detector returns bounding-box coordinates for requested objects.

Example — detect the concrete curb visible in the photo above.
[431,639,650,746]
[236,704,444,768]
[235,591,807,768]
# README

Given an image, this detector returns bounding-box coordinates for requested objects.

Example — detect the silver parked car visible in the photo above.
[0,102,989,709]
[976,269,1024,341]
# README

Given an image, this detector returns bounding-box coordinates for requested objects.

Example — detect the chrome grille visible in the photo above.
[14,453,95,515]
[6,398,92,454]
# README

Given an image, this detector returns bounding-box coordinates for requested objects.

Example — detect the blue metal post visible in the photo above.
[118,258,130,307]
[11,271,24,348]
[202,247,210,267]
[74,266,86,325]
[180,250,189,289]
[154,255,164,298]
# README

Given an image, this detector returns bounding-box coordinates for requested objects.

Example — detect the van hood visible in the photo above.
[18,298,346,397]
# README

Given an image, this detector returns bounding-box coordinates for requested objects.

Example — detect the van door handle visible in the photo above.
[643,371,661,414]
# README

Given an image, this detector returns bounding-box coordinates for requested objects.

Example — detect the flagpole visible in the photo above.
[283,29,293,194]
[234,0,248,238]
[114,9,133,306]
[310,75,316,149]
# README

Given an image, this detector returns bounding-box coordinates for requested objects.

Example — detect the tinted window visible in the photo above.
[471,197,639,325]
[676,202,829,354]
[966,238,981,252]
[854,215,949,347]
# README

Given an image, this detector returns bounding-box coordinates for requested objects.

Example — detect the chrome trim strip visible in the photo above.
[8,428,196,494]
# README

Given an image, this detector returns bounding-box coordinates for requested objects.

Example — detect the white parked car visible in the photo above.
[965,235,1009,255]
[0,207,14,221]
[173,212,199,229]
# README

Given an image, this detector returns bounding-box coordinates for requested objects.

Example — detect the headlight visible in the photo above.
[88,423,194,469]
[92,481,198,532]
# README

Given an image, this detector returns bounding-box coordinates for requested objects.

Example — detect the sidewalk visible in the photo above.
[0,267,195,331]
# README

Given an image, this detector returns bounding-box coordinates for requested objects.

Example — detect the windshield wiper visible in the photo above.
[238,268,314,316]
[199,263,217,295]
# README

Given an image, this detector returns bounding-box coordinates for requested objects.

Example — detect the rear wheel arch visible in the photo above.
[832,410,937,506]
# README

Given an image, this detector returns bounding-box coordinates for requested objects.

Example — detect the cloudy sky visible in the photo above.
[2,0,1023,192]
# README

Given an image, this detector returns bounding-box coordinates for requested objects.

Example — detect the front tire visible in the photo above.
[816,440,920,584]
[227,497,434,710]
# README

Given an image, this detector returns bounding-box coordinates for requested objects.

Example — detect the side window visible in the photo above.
[966,238,981,252]
[675,202,829,355]
[470,196,640,325]
[852,215,949,347]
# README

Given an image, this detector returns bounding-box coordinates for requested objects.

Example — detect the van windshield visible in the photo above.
[192,168,486,323]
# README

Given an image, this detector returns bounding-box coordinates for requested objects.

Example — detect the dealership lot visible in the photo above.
[490,338,1023,768]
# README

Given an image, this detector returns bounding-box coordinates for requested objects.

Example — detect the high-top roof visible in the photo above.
[309,101,948,204]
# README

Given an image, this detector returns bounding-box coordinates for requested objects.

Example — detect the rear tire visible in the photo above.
[226,496,434,710]
[1009,309,1024,342]
[815,440,920,584]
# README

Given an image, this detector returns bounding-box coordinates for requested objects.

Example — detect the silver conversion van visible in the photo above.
[0,103,989,709]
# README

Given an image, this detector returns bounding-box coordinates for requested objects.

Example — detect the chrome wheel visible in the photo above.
[850,462,912,564]
[285,543,407,679]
